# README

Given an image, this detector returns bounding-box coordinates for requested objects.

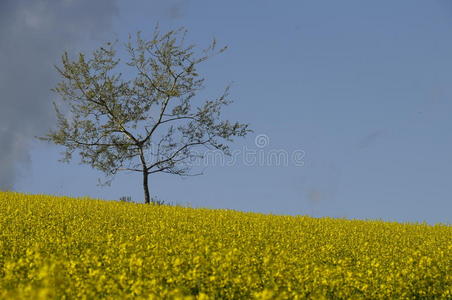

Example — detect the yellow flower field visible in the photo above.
[0,191,450,299]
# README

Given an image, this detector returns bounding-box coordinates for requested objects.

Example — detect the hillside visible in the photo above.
[0,191,450,299]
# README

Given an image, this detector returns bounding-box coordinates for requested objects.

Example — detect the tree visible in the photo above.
[37,27,251,204]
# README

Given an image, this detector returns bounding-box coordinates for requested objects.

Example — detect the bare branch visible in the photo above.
[117,167,143,172]
[147,139,211,171]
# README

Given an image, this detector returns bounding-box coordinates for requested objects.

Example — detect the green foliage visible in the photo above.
[119,196,133,203]
[37,26,251,193]
[151,195,167,206]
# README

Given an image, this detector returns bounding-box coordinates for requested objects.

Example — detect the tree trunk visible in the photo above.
[143,169,151,204]
[139,147,151,204]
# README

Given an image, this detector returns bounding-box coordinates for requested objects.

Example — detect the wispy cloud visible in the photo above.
[357,130,384,149]
[0,0,118,190]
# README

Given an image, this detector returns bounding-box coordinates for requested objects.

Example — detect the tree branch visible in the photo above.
[159,115,195,125]
[140,71,184,145]
[147,139,210,171]
[117,167,143,172]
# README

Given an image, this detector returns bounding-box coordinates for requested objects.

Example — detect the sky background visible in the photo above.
[1,0,451,224]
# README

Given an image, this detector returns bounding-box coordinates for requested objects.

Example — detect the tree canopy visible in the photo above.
[38,27,251,204]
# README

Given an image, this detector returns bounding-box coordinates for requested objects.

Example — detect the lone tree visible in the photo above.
[38,27,251,204]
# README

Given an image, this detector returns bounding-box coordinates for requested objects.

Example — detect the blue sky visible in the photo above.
[2,0,452,224]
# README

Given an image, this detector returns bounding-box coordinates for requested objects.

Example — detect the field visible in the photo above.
[0,191,450,299]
